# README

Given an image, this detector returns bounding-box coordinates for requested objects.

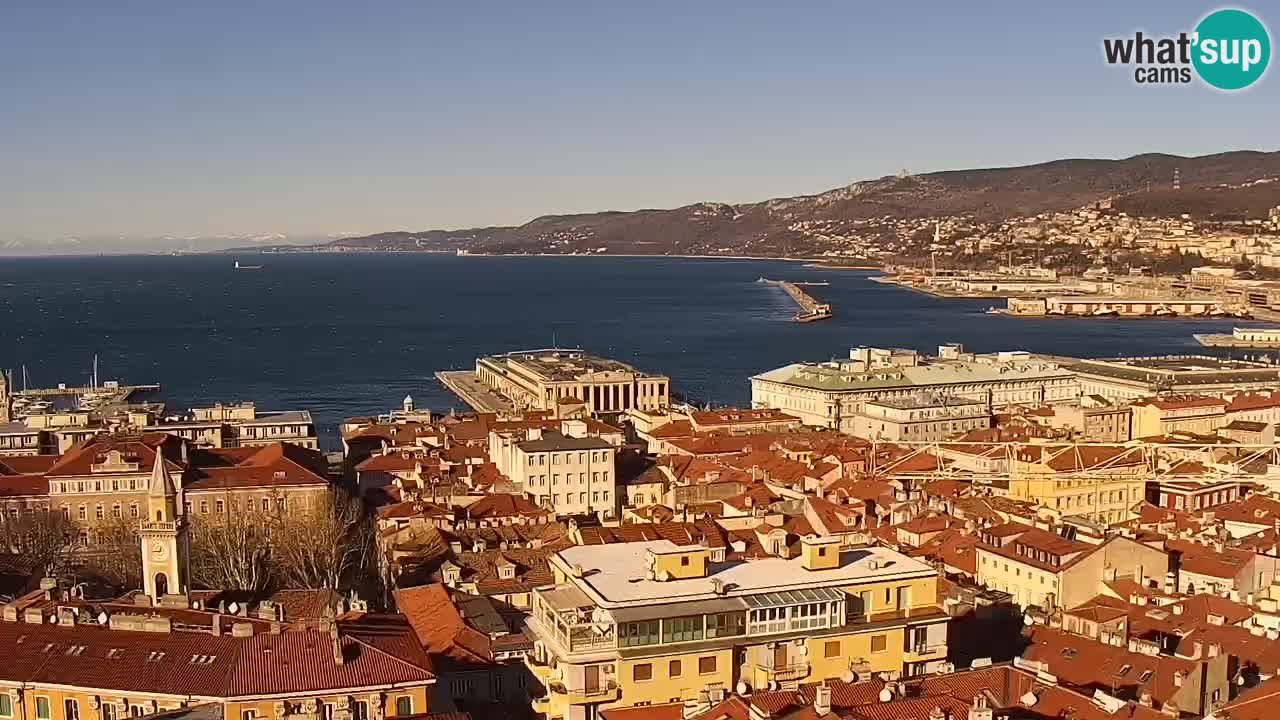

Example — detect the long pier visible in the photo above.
[759,278,832,322]
[435,370,516,414]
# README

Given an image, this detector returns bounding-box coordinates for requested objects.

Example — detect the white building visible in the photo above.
[475,349,670,414]
[851,393,991,442]
[751,346,1078,433]
[489,419,619,518]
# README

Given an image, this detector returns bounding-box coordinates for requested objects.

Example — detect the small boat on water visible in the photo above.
[1091,307,1120,317]
[985,306,1001,315]
[234,261,264,271]
[1151,304,1177,317]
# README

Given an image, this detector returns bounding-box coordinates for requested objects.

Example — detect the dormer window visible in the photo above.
[498,564,516,580]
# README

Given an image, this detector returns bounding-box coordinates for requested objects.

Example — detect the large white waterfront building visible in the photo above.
[475,348,670,414]
[751,345,1079,433]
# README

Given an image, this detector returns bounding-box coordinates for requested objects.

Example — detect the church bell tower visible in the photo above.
[140,445,187,603]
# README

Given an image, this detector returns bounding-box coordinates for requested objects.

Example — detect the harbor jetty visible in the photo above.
[758,278,832,322]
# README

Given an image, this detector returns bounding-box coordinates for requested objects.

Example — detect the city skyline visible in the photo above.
[3,0,1278,252]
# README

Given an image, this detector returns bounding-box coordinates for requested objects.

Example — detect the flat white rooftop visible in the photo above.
[555,539,934,608]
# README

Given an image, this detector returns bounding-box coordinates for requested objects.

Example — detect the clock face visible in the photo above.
[150,541,168,561]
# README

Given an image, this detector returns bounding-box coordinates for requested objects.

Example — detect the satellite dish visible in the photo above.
[736,682,749,695]
[842,671,856,683]
[228,602,239,615]
[1020,691,1038,707]
[1023,614,1034,625]
[878,688,893,703]
[97,612,109,626]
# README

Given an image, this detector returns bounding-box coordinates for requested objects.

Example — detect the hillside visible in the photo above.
[315,151,1280,257]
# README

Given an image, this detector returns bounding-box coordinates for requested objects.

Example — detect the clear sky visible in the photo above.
[1,0,1277,248]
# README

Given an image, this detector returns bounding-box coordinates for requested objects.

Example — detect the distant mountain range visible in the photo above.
[291,150,1280,258]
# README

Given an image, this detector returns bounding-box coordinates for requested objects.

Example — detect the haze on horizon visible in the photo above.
[2,0,1278,254]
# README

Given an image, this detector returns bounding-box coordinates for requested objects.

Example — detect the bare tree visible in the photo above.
[272,489,373,591]
[0,508,76,578]
[188,498,275,592]
[80,514,143,592]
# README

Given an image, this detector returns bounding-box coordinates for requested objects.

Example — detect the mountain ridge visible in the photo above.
[286,150,1280,257]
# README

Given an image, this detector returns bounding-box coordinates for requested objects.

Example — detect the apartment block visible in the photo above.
[525,535,948,720]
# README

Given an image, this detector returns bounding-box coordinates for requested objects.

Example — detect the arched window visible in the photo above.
[154,573,168,597]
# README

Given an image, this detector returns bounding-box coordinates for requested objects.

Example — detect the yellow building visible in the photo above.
[525,535,947,720]
[975,527,1167,611]
[1129,395,1227,438]
[1007,444,1147,525]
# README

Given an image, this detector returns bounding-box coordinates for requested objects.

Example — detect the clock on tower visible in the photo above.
[140,444,187,603]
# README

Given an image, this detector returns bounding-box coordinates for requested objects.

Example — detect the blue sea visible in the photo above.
[0,253,1262,447]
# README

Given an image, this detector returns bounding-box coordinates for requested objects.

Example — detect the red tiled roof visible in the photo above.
[0,612,433,698]
[1023,626,1195,705]
[577,519,728,548]
[1133,394,1229,410]
[649,421,694,439]
[0,455,59,475]
[186,443,331,491]
[460,493,547,520]
[394,584,492,666]
[1165,538,1251,579]
[1227,392,1280,412]
[0,473,49,497]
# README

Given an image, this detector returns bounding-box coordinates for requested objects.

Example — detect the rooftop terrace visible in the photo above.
[553,539,934,607]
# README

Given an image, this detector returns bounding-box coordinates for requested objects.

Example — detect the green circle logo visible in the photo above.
[1192,8,1271,90]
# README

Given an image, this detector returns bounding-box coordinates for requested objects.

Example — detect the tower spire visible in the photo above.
[149,445,178,498]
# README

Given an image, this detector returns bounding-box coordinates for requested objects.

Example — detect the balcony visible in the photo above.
[755,662,811,683]
[549,680,621,705]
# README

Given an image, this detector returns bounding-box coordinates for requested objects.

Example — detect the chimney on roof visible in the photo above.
[57,607,76,627]
[211,613,222,636]
[231,622,254,638]
[813,685,832,716]
[967,696,993,720]
[331,623,344,665]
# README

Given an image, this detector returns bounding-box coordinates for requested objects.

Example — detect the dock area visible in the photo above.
[1195,327,1280,348]
[14,383,160,398]
[759,278,832,322]
[435,370,516,414]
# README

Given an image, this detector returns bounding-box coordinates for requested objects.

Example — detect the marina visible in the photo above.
[6,357,162,424]
[758,277,832,322]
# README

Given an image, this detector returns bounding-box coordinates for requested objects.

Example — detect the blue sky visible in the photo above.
[1,0,1276,247]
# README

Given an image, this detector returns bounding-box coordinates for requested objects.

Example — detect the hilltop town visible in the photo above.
[5,345,1280,720]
